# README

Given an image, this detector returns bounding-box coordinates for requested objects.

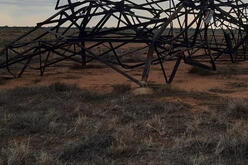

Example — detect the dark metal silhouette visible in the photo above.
[1,0,248,86]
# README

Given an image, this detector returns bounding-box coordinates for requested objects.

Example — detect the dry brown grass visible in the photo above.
[111,84,131,94]
[225,99,248,120]
[0,138,34,165]
[189,66,216,76]
[0,82,248,164]
[1,26,248,164]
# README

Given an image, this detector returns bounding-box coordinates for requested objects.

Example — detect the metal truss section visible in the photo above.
[0,0,248,86]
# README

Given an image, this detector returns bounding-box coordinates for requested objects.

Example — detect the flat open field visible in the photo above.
[1,27,248,165]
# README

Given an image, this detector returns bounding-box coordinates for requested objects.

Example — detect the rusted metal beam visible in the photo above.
[0,0,247,86]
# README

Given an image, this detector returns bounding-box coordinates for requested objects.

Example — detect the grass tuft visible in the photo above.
[48,82,78,92]
[225,99,248,120]
[215,122,248,159]
[188,66,216,76]
[112,84,131,94]
[0,139,34,165]
[150,84,186,96]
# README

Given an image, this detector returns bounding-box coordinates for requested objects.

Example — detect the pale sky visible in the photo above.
[1,0,248,27]
[0,0,55,26]
[0,0,170,26]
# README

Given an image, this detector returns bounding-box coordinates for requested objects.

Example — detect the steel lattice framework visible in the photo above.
[1,0,248,86]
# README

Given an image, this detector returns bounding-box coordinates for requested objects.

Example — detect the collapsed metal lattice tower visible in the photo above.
[1,0,248,86]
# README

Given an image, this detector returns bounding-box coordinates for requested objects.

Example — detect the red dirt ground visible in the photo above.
[0,60,248,100]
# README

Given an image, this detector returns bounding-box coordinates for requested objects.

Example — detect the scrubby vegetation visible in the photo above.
[189,65,248,77]
[225,99,248,120]
[1,26,248,164]
[188,66,216,76]
[0,83,247,165]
